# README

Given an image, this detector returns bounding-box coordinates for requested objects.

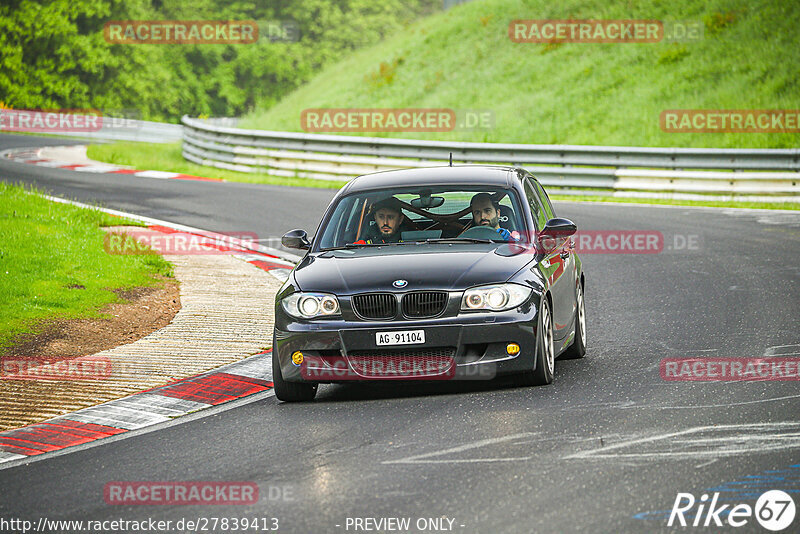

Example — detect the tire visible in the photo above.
[272,348,317,402]
[518,296,555,386]
[561,282,586,360]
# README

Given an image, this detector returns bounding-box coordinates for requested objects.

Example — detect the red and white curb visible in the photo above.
[45,195,300,281]
[0,196,301,469]
[5,145,303,278]
[2,146,221,182]
[120,223,298,282]
[0,351,273,466]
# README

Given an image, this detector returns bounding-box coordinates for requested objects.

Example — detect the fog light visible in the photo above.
[291,351,304,365]
[506,343,520,356]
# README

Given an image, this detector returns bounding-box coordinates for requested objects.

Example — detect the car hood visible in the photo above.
[293,245,534,294]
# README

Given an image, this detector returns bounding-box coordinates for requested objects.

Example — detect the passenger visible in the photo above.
[467,193,514,241]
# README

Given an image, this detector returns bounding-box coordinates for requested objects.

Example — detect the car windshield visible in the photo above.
[317,186,527,251]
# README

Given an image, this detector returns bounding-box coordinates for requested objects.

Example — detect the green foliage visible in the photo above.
[658,44,689,64]
[240,0,800,148]
[365,57,404,89]
[704,10,740,35]
[0,0,438,120]
[540,40,563,54]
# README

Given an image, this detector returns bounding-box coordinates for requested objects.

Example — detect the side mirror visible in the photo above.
[538,218,577,253]
[282,229,310,250]
[541,218,577,237]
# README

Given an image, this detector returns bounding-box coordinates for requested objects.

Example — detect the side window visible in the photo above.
[532,179,556,220]
[524,179,548,231]
[347,198,369,243]
[321,196,358,248]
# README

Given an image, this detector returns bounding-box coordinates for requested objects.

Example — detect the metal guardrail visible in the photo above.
[181,116,800,197]
[58,116,183,143]
[0,110,183,143]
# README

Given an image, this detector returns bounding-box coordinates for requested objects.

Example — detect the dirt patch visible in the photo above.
[2,278,180,365]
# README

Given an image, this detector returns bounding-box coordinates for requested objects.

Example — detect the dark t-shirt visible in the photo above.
[359,231,402,244]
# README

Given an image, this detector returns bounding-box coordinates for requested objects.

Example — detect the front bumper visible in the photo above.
[274,308,539,383]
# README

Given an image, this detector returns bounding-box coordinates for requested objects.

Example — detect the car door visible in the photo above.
[524,176,576,341]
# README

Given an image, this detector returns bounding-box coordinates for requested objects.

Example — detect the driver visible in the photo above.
[467,193,514,241]
[355,196,405,244]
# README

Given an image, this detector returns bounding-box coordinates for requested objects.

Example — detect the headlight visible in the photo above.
[282,292,341,319]
[461,284,531,312]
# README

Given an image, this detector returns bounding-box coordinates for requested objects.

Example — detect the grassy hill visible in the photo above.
[240,0,800,148]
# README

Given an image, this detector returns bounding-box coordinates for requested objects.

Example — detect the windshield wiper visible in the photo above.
[322,243,378,251]
[423,238,495,244]
[323,238,495,251]
[322,241,412,251]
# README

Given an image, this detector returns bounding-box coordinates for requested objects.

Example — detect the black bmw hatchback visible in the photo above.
[273,165,586,401]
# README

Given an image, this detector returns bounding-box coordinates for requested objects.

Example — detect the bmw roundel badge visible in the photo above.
[393,279,408,288]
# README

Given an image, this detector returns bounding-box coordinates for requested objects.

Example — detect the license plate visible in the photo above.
[376,330,425,346]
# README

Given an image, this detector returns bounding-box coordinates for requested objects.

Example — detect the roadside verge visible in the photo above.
[0,199,297,468]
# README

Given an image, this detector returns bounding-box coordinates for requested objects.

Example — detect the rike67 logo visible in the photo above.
[668,490,795,530]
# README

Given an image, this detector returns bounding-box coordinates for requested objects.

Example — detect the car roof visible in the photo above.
[342,165,519,194]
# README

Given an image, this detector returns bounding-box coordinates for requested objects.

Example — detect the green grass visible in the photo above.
[0,183,174,352]
[240,0,800,148]
[86,142,347,189]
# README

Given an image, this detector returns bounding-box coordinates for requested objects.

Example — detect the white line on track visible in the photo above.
[564,422,800,460]
[0,389,275,472]
[42,194,301,264]
[765,344,800,356]
[383,432,537,465]
[621,393,800,410]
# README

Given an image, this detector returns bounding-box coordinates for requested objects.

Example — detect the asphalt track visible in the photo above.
[1,133,799,533]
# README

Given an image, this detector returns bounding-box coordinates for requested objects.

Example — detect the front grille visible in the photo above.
[352,293,397,320]
[402,291,448,318]
[347,347,456,378]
